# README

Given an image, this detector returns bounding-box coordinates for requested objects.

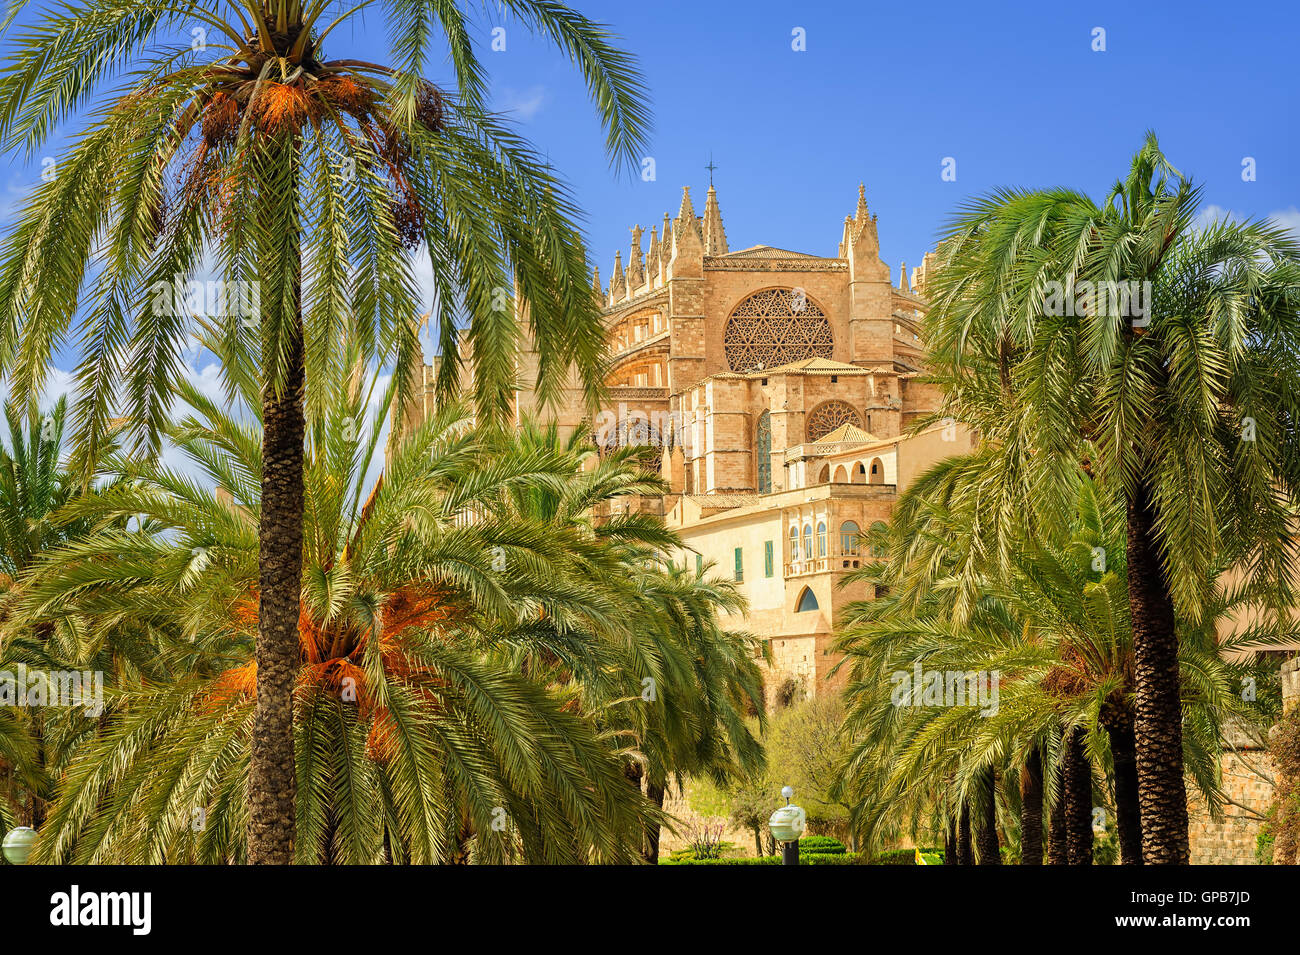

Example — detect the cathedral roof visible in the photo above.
[713,245,827,260]
[816,422,878,444]
[759,356,872,375]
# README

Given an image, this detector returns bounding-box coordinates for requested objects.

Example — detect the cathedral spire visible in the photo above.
[668,186,704,277]
[592,265,602,298]
[675,186,700,240]
[702,184,729,255]
[627,224,645,289]
[610,249,626,303]
[647,226,661,278]
[899,260,909,292]
[851,183,880,251]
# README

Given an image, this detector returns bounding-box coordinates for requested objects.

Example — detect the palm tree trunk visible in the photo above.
[1064,726,1093,865]
[642,779,665,863]
[1048,762,1068,864]
[975,767,1001,864]
[944,815,958,865]
[957,800,973,865]
[1125,483,1190,863]
[247,309,305,865]
[1102,705,1144,865]
[450,815,473,864]
[1020,745,1043,865]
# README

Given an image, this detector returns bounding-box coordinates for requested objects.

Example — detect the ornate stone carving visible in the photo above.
[805,400,862,442]
[723,288,834,372]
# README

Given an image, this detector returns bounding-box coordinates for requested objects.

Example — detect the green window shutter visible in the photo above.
[764,541,774,577]
[734,547,743,582]
[695,553,703,575]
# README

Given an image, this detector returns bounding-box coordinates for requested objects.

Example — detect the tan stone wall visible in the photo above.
[1187,747,1274,865]
[658,779,762,858]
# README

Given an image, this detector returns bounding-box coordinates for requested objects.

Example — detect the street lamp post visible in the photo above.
[2,827,37,865]
[767,785,807,866]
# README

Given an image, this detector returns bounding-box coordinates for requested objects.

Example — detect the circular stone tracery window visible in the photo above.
[723,288,833,372]
[805,400,862,442]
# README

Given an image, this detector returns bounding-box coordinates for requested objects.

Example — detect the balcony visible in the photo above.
[783,549,881,578]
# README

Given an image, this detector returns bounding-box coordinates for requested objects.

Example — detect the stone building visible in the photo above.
[395,183,1300,862]
[399,182,967,705]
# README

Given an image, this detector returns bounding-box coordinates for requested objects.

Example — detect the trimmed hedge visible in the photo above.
[660,852,864,865]
[664,834,852,864]
[663,836,945,865]
[797,835,846,855]
[870,848,916,865]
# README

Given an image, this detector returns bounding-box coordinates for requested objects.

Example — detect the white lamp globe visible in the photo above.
[2,827,37,865]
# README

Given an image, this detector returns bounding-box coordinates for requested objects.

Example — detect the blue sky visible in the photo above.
[477,0,1299,271]
[1,0,1297,400]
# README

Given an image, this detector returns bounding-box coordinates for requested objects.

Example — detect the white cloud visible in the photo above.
[1192,203,1235,232]
[494,85,547,122]
[1268,206,1300,239]
[1193,203,1300,239]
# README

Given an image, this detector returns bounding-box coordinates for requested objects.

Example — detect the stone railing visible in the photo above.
[606,386,669,402]
[783,549,882,578]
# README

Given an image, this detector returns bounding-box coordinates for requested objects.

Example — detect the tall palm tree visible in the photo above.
[479,420,767,862]
[921,134,1300,862]
[0,398,111,830]
[14,333,666,863]
[833,464,1255,865]
[0,0,649,862]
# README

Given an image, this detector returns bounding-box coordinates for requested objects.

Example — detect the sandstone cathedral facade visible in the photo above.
[398,183,974,705]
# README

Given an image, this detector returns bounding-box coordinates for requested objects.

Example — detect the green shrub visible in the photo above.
[798,835,846,855]
[660,851,864,866]
[1256,810,1275,865]
[666,842,737,863]
[869,848,917,865]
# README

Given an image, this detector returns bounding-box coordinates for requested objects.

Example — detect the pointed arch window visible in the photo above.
[756,411,772,494]
[816,521,827,557]
[795,587,820,613]
[789,525,799,560]
[803,523,813,561]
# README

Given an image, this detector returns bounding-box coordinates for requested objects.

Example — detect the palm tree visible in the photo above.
[623,561,766,861]
[478,420,767,862]
[833,464,1255,865]
[0,0,649,863]
[0,398,111,830]
[14,332,672,863]
[920,134,1300,862]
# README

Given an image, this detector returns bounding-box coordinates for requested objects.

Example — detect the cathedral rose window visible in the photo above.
[723,288,834,372]
[805,400,862,442]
